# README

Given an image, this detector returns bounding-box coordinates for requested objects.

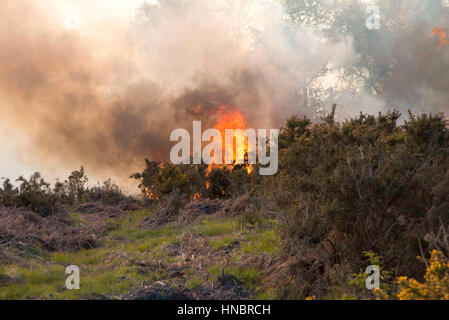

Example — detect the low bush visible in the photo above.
[0,167,132,216]
[275,110,449,298]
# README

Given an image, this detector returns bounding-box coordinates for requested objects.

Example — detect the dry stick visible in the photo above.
[418,238,429,269]
[393,260,401,295]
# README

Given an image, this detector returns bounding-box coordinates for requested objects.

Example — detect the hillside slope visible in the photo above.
[0,201,280,300]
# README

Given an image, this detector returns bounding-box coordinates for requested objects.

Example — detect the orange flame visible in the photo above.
[193,192,201,201]
[214,106,247,164]
[430,27,449,50]
[209,106,253,174]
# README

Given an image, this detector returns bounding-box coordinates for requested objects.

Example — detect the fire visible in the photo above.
[193,192,201,201]
[430,27,449,50]
[145,187,158,200]
[210,105,253,174]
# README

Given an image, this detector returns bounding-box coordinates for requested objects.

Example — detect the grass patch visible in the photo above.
[194,218,241,237]
[134,226,181,254]
[242,230,279,257]
[208,265,263,289]
[0,264,65,299]
[208,235,239,250]
[186,277,203,289]
[0,207,278,299]
[52,248,111,266]
[108,209,153,240]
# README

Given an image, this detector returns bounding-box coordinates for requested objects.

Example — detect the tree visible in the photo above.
[283,0,449,114]
[66,167,88,203]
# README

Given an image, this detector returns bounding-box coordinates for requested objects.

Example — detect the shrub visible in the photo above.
[87,179,129,206]
[207,167,232,199]
[131,159,208,201]
[397,250,449,300]
[0,167,131,216]
[275,109,449,298]
[15,173,59,217]
[0,179,19,207]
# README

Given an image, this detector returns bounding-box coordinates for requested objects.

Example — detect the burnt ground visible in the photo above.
[0,196,281,300]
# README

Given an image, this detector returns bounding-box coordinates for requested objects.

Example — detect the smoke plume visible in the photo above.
[0,0,447,184]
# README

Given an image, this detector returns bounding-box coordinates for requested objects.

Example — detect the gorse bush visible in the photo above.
[131,157,257,201]
[0,167,128,216]
[0,173,59,217]
[131,110,449,299]
[131,159,208,201]
[275,110,449,299]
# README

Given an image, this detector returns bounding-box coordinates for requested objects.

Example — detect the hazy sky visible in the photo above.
[0,0,286,186]
[0,0,146,185]
[1,0,447,188]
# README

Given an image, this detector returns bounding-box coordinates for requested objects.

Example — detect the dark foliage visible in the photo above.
[275,109,449,298]
[0,167,132,217]
[131,109,449,298]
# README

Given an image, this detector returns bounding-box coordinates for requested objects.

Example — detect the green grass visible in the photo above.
[52,248,111,266]
[135,227,180,252]
[207,235,239,250]
[0,264,65,299]
[0,209,166,299]
[194,218,241,237]
[0,208,282,299]
[186,277,203,289]
[208,265,263,289]
[242,229,279,257]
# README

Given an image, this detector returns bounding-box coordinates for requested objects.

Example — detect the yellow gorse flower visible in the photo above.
[397,250,449,300]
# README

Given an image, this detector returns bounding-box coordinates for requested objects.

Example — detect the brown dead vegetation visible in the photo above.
[0,206,101,253]
[140,194,253,230]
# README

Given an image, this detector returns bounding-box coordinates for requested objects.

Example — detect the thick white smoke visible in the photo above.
[2,0,446,186]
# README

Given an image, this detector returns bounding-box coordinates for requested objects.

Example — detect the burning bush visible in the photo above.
[132,107,449,299]
[131,159,208,202]
[3,104,447,300]
[206,167,232,199]
[131,156,256,203]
